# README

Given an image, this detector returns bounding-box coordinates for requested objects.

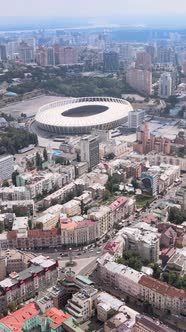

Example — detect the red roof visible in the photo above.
[28,228,61,237]
[109,196,128,210]
[7,230,17,240]
[104,240,120,253]
[139,275,186,299]
[45,307,71,328]
[0,303,39,332]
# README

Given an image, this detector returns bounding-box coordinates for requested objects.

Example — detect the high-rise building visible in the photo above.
[80,135,100,171]
[182,60,186,75]
[120,44,133,60]
[158,72,172,99]
[145,44,156,63]
[53,43,61,65]
[128,109,145,129]
[18,41,34,64]
[126,68,152,95]
[103,51,119,72]
[60,47,79,65]
[0,155,14,181]
[157,46,176,64]
[36,46,48,66]
[47,47,55,66]
[135,51,151,69]
[0,45,7,61]
[6,41,20,60]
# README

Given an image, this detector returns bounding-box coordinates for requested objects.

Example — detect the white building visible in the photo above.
[0,155,14,181]
[119,225,160,262]
[97,255,144,298]
[12,217,28,234]
[66,287,98,322]
[0,186,31,201]
[88,206,112,238]
[80,135,100,170]
[35,204,62,230]
[128,109,145,129]
[158,72,172,99]
[62,200,81,217]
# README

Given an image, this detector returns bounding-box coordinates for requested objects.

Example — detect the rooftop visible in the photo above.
[45,307,71,328]
[109,196,128,210]
[76,275,94,286]
[0,303,39,332]
[139,275,186,299]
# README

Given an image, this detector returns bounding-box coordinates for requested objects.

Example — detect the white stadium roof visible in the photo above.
[35,97,133,135]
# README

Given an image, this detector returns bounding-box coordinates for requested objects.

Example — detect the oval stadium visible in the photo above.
[35,97,133,135]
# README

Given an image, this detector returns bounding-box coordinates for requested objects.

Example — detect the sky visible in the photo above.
[1,0,186,17]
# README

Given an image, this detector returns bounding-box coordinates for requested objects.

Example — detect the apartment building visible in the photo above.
[0,256,58,308]
[62,199,81,217]
[97,254,143,298]
[0,155,14,181]
[120,225,160,263]
[66,286,98,323]
[35,204,62,230]
[88,206,112,238]
[0,186,31,201]
[139,275,186,315]
[109,196,135,223]
[43,182,76,208]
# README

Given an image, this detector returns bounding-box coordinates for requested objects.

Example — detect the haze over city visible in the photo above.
[0,1,185,332]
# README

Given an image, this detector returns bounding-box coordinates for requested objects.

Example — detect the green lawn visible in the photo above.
[135,195,154,208]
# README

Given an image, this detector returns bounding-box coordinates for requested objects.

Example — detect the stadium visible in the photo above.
[35,97,133,135]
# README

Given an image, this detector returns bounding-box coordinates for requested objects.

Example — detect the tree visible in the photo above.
[43,148,48,162]
[131,178,139,189]
[12,170,19,186]
[34,222,43,230]
[103,190,111,201]
[36,152,42,170]
[0,222,4,234]
[8,302,17,312]
[152,263,161,279]
[76,152,81,162]
[2,180,9,187]
[80,200,85,215]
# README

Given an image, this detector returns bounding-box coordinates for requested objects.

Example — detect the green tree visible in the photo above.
[131,178,139,189]
[152,263,161,279]
[2,180,9,187]
[36,152,42,170]
[43,148,48,162]
[8,302,17,312]
[12,170,19,186]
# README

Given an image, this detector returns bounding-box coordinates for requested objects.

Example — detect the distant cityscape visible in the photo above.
[0,14,185,332]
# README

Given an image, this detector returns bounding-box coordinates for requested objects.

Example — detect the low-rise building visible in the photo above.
[0,302,40,332]
[62,200,81,217]
[0,186,31,201]
[97,255,144,299]
[119,225,160,262]
[139,275,186,315]
[88,206,112,238]
[35,204,62,230]
[66,286,98,323]
[133,315,176,332]
[95,292,124,322]
[12,216,28,233]
[109,196,135,223]
[60,216,97,246]
[0,255,58,308]
[166,248,186,276]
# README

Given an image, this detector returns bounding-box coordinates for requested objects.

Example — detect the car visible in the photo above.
[77,253,81,256]
[96,251,101,254]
